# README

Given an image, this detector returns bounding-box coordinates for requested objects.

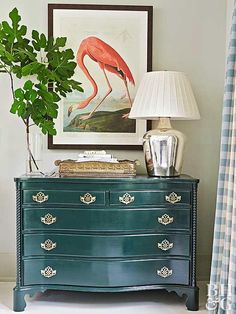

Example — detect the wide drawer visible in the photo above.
[23,233,190,257]
[23,208,191,232]
[23,190,105,206]
[110,190,191,206]
[23,258,190,286]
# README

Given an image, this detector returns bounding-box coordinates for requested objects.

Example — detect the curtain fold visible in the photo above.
[209,2,236,313]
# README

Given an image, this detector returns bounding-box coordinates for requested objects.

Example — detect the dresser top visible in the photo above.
[15,174,199,184]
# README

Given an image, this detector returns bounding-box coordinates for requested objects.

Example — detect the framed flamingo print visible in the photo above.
[48,4,153,149]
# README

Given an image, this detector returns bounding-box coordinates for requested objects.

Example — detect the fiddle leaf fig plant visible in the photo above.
[0,8,83,172]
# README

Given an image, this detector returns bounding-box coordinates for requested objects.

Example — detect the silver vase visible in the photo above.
[143,118,186,177]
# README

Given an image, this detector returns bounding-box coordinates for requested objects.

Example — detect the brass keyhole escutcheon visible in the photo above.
[32,192,49,203]
[157,266,173,278]
[41,239,57,251]
[80,193,96,205]
[165,192,181,204]
[41,213,57,225]
[119,193,135,205]
[157,239,174,251]
[157,214,174,225]
[41,266,57,278]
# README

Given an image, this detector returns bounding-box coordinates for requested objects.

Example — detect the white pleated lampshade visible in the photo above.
[129,71,200,120]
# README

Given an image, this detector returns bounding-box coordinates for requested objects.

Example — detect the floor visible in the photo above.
[0,282,209,313]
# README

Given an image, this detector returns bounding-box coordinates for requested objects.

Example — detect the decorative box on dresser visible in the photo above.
[13,175,199,311]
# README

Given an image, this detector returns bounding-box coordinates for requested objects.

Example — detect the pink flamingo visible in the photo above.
[68,36,135,120]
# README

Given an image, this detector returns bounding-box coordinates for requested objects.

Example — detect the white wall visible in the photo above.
[0,0,227,281]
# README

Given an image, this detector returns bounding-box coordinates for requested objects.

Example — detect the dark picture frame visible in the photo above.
[48,4,153,150]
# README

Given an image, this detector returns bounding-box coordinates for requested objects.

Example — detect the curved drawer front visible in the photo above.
[23,190,105,206]
[23,258,189,286]
[110,190,191,206]
[23,208,191,232]
[23,233,190,258]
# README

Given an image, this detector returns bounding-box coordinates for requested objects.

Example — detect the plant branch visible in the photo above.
[0,60,16,102]
[21,118,27,126]
[9,71,15,101]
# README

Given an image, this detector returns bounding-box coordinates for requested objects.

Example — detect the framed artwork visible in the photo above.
[48,4,153,150]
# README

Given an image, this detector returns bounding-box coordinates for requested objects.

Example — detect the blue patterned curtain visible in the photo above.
[209,2,236,313]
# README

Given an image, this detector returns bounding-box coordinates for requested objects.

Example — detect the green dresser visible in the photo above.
[13,175,199,311]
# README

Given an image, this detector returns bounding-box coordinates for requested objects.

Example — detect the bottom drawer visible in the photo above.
[23,258,189,286]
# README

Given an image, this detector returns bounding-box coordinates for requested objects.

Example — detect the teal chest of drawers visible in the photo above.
[13,175,199,311]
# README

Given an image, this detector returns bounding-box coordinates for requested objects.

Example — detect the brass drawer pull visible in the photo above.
[119,193,135,205]
[41,213,57,225]
[157,239,173,251]
[158,214,174,225]
[157,266,173,278]
[32,192,49,203]
[41,266,56,278]
[80,193,96,205]
[41,239,57,251]
[165,192,181,204]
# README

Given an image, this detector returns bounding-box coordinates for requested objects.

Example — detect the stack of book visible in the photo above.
[77,150,118,163]
[55,151,139,178]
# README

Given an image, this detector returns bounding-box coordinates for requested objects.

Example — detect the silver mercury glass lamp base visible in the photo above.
[143,117,186,177]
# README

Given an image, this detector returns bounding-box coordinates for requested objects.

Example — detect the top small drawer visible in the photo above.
[23,190,105,206]
[110,190,191,206]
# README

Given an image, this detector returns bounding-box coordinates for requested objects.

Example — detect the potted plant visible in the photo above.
[0,8,83,173]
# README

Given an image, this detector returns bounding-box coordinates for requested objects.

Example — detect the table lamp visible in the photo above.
[129,71,200,177]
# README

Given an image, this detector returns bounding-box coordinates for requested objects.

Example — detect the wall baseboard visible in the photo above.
[0,252,211,283]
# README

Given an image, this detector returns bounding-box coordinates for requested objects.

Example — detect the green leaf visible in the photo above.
[39,90,54,103]
[1,23,15,44]
[47,107,58,118]
[55,37,66,48]
[24,90,31,101]
[55,87,67,97]
[32,30,39,41]
[19,25,27,36]
[12,66,22,78]
[1,21,13,35]
[17,104,26,116]
[36,100,47,115]
[13,101,26,117]
[21,61,44,76]
[32,30,40,51]
[69,79,84,92]
[40,33,47,48]
[15,88,24,100]
[16,47,37,61]
[24,80,33,90]
[39,120,56,135]
[36,83,47,92]
[30,89,37,102]
[64,48,74,60]
[9,8,21,30]
[10,99,21,113]
[52,92,61,102]
[4,50,14,62]
[21,63,34,76]
[45,36,53,52]
[32,40,40,51]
